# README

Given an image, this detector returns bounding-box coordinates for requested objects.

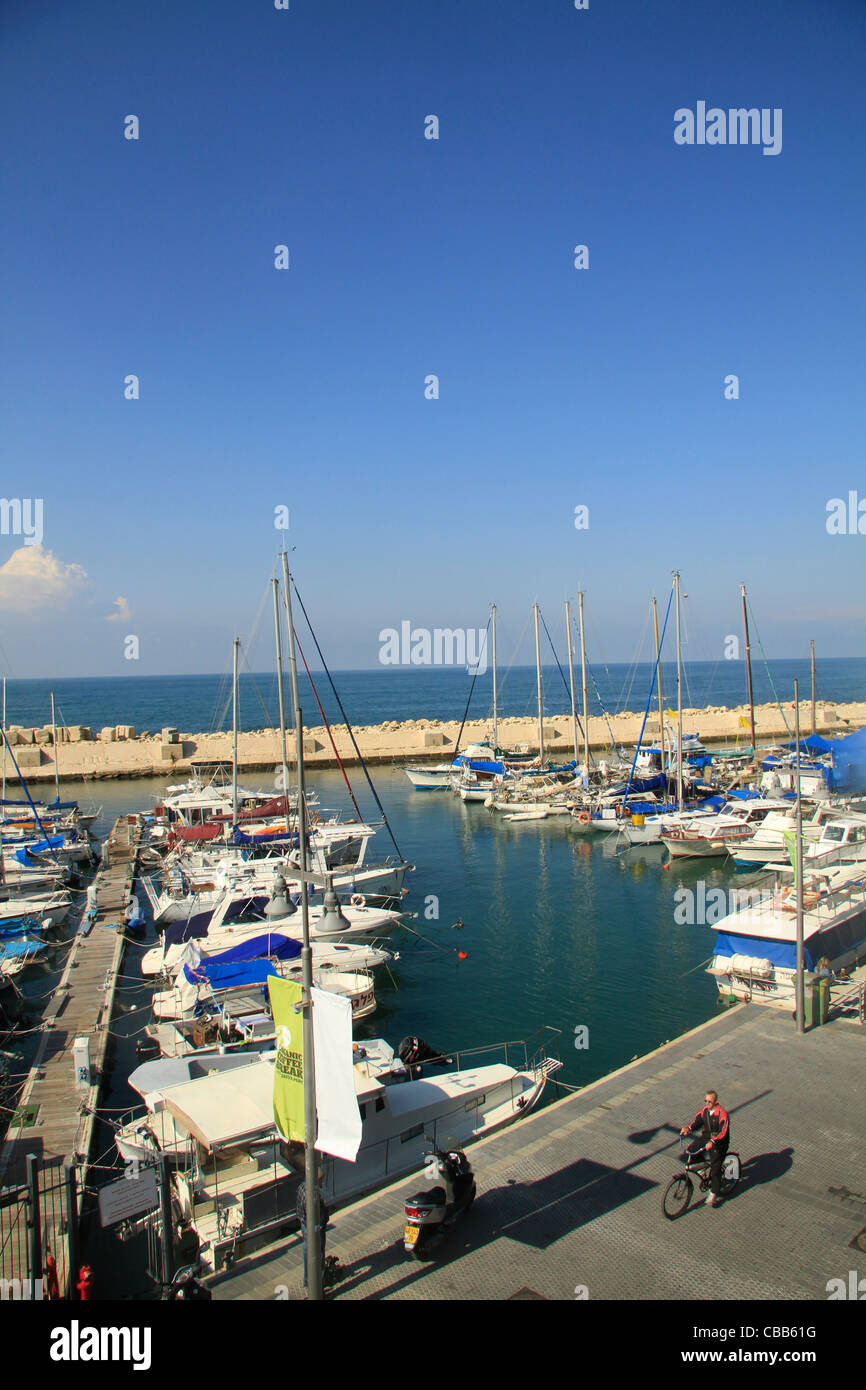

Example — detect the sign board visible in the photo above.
[98,1168,159,1227]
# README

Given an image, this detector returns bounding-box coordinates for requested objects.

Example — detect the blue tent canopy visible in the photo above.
[782,734,833,754]
[828,725,866,794]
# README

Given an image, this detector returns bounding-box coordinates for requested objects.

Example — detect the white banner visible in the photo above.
[311,985,362,1162]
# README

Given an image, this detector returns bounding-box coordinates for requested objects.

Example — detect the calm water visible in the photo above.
[45,766,750,1296]
[3,657,863,736]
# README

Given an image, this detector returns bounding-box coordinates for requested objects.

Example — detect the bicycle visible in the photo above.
[662,1136,740,1219]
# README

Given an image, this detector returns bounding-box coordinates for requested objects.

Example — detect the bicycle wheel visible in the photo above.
[721,1154,739,1198]
[662,1172,693,1219]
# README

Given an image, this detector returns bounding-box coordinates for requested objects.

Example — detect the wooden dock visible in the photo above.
[0,815,141,1295]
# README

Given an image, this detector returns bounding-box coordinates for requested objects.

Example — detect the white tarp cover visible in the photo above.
[312,985,362,1162]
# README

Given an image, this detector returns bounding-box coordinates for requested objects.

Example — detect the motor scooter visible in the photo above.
[402,1145,476,1259]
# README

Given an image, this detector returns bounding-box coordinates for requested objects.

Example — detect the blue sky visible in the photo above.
[1,0,864,678]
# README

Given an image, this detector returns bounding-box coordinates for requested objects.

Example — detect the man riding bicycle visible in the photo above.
[680,1089,730,1207]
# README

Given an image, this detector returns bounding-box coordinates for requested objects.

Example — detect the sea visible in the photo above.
[8,658,864,1296]
[2,657,864,735]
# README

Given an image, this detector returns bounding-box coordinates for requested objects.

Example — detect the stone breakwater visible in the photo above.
[1,699,862,786]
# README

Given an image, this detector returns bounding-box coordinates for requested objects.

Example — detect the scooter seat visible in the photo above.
[410,1187,446,1206]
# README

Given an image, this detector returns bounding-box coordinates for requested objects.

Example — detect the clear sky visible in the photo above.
[1,0,864,678]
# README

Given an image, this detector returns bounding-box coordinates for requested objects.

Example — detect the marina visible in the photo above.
[3,0,865,1337]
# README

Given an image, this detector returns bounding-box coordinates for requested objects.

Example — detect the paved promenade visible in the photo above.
[209,1003,865,1301]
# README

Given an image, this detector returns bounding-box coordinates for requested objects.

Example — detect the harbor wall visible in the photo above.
[1,699,862,786]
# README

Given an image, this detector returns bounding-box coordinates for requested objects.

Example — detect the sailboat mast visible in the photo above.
[741,584,756,758]
[652,596,665,777]
[491,603,499,750]
[578,590,589,771]
[675,572,683,812]
[534,604,544,764]
[272,578,290,826]
[810,639,817,737]
[2,678,6,808]
[50,692,59,802]
[280,550,322,1302]
[794,679,805,1034]
[565,599,579,765]
[231,638,240,828]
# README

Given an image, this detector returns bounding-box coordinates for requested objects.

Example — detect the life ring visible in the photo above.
[350,893,366,908]
[578,811,591,825]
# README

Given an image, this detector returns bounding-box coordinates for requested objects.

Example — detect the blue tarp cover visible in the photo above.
[204,933,301,965]
[184,958,281,991]
[714,931,817,971]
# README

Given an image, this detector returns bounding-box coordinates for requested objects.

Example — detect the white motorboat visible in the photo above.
[706,860,866,1006]
[661,799,792,859]
[165,1030,562,1271]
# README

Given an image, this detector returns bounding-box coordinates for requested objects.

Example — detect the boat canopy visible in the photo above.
[161,1060,277,1150]
[203,933,302,967]
[183,958,282,991]
[714,931,817,971]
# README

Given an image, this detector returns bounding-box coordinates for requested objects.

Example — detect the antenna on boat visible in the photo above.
[533,604,544,766]
[674,572,683,812]
[565,599,579,767]
[491,603,498,751]
[280,550,324,1302]
[272,579,290,824]
[741,584,757,759]
[794,679,805,1035]
[231,638,240,831]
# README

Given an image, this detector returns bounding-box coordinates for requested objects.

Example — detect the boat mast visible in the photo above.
[231,638,240,828]
[578,590,589,772]
[280,551,323,1302]
[652,596,665,779]
[491,603,499,751]
[533,603,544,765]
[2,678,6,808]
[272,578,290,826]
[741,584,756,759]
[565,599,579,765]
[810,639,817,737]
[794,679,805,1035]
[674,571,683,812]
[50,691,59,803]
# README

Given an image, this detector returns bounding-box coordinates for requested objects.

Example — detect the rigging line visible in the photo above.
[451,616,491,752]
[290,578,405,863]
[294,630,363,821]
[538,608,586,750]
[239,644,278,730]
[746,594,792,738]
[496,609,532,698]
[621,585,674,807]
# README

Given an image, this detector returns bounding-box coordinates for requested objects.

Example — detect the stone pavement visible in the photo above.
[209,1004,865,1301]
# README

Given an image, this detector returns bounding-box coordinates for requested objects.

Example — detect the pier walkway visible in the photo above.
[0,815,141,1295]
[210,1001,865,1302]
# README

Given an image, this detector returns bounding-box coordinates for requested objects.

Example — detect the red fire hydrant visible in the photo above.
[46,1252,60,1301]
[76,1264,93,1301]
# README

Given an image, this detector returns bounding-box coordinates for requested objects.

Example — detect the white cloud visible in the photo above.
[0,545,89,611]
[105,595,132,624]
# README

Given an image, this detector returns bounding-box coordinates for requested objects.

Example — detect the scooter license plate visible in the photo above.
[404,1224,420,1245]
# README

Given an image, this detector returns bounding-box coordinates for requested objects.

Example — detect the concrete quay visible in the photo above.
[3,699,862,785]
[208,1002,866,1302]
